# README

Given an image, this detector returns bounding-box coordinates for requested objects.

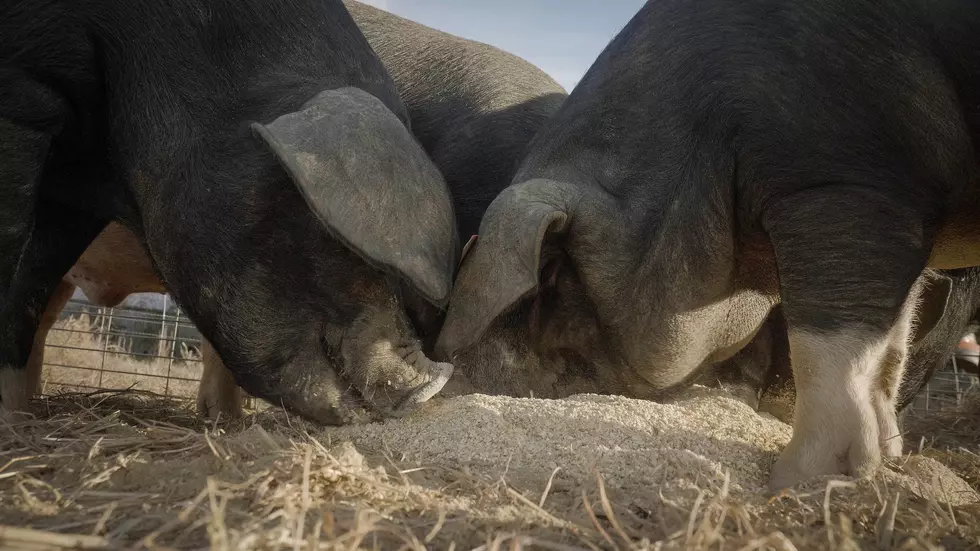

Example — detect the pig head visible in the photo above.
[194,1,569,417]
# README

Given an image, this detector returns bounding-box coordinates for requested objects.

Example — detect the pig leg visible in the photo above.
[1,83,105,415]
[0,202,104,417]
[196,338,244,420]
[764,189,928,490]
[0,119,52,415]
[872,279,924,459]
[25,280,77,397]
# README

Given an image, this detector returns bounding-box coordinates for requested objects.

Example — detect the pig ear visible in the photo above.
[436,179,578,359]
[911,273,952,345]
[459,235,478,265]
[251,87,457,306]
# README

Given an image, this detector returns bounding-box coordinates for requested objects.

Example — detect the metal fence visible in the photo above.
[908,352,979,416]
[40,294,205,400]
[39,293,980,414]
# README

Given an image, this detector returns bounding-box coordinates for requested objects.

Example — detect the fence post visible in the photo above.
[97,306,114,389]
[163,301,181,397]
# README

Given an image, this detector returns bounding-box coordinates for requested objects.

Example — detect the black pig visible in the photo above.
[0,0,457,424]
[436,0,980,489]
[190,0,569,418]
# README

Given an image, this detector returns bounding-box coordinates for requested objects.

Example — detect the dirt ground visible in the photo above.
[2,313,979,550]
[1,385,978,551]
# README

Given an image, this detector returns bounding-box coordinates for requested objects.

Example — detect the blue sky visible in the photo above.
[356,0,647,92]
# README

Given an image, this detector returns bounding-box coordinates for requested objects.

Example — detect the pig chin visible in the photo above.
[271,357,376,425]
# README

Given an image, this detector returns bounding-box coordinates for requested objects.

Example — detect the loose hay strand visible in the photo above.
[539,466,561,509]
[823,480,856,547]
[875,491,900,550]
[593,467,635,549]
[0,525,109,550]
[581,490,618,551]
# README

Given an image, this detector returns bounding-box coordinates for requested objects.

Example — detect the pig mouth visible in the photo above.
[387,351,455,417]
[327,338,455,421]
[333,361,454,419]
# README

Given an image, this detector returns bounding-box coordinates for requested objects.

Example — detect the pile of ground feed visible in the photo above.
[1,387,978,549]
[330,388,790,504]
[327,387,977,511]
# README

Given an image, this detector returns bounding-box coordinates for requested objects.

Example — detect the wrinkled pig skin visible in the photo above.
[2,0,457,424]
[435,0,980,490]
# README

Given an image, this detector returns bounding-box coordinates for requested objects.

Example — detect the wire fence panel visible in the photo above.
[40,292,979,414]
[40,294,204,400]
[908,351,979,416]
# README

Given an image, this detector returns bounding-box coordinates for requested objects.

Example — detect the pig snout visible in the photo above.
[388,349,454,417]
[349,341,454,418]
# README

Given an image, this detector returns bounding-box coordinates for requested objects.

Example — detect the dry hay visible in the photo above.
[905,388,980,498]
[2,386,979,551]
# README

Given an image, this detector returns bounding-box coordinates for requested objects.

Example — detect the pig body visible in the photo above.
[343,1,567,239]
[21,1,567,419]
[437,0,980,489]
[2,0,458,423]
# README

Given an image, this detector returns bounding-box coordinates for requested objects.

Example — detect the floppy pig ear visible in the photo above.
[435,179,577,359]
[252,87,457,306]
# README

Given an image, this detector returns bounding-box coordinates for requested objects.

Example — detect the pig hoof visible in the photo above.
[769,429,880,491]
[196,388,244,421]
[197,381,242,421]
[391,361,454,417]
[196,357,245,421]
[880,433,903,459]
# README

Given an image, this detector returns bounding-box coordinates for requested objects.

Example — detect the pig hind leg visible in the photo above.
[873,279,925,459]
[0,120,53,415]
[196,338,244,420]
[764,188,928,489]
[25,280,77,397]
